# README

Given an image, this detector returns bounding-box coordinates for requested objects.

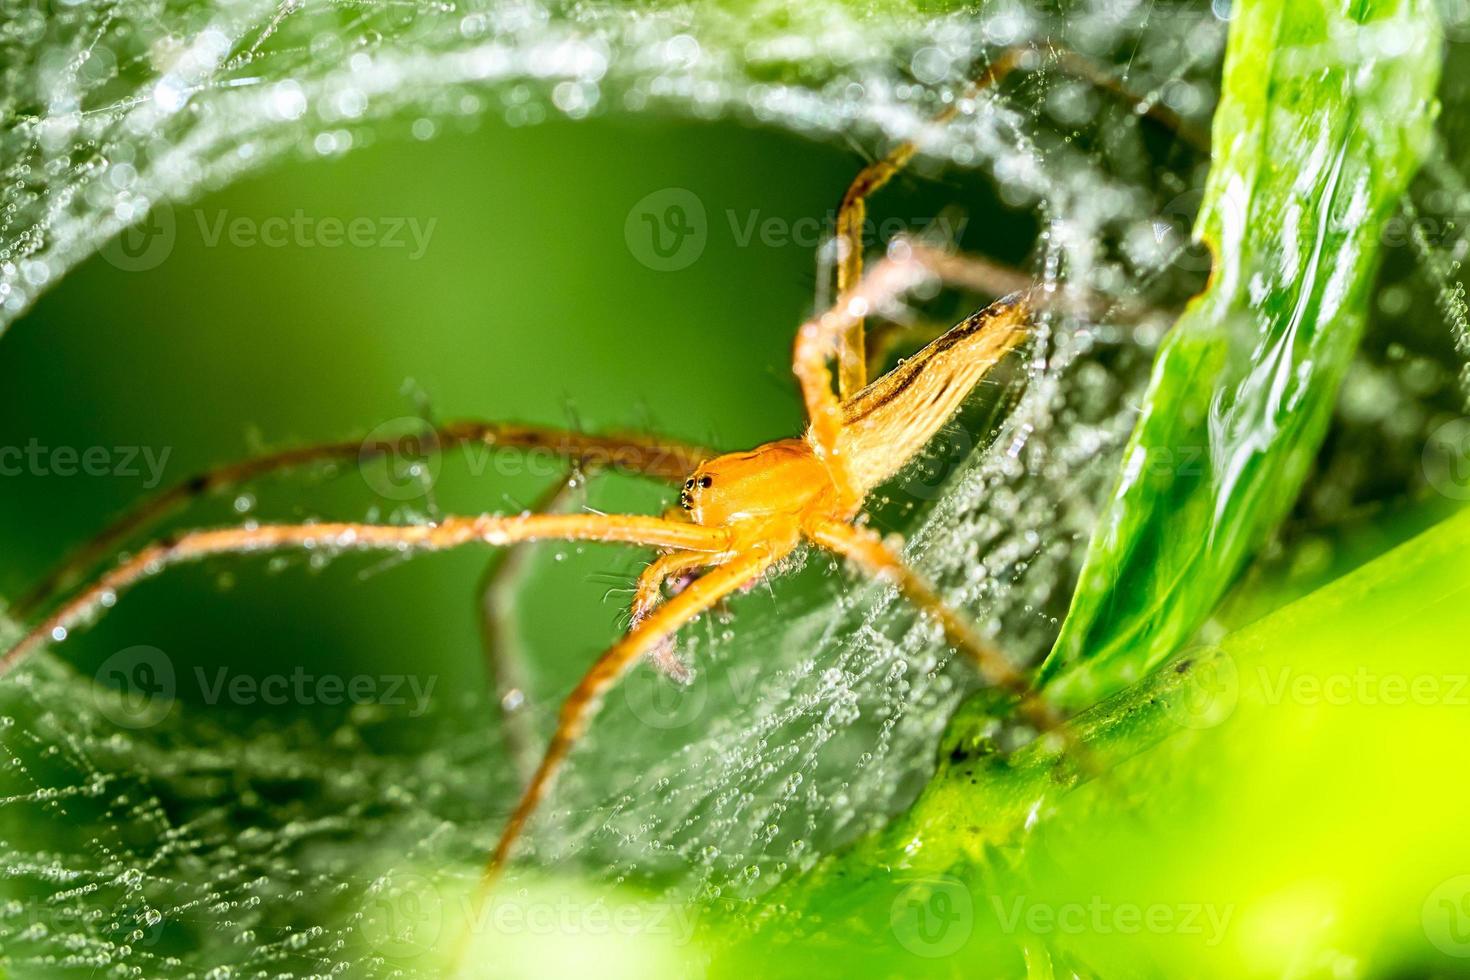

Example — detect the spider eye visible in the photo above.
[685,479,695,488]
[699,476,713,488]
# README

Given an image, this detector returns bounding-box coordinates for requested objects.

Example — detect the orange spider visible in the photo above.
[2,239,1048,874]
[1,44,1199,893]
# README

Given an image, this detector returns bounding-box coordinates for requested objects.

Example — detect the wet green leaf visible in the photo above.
[1037,0,1442,708]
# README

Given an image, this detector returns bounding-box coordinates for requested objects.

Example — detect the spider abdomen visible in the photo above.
[832,294,1029,494]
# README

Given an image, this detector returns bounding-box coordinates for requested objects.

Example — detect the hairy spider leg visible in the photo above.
[11,420,711,782]
[862,250,1034,374]
[796,249,935,504]
[805,519,1063,736]
[795,241,1032,505]
[482,543,787,878]
[831,42,1209,397]
[473,249,1041,896]
[15,420,711,621]
[832,46,1030,398]
[630,549,722,682]
[0,513,731,677]
[478,470,589,789]
[447,543,782,974]
[795,254,1087,756]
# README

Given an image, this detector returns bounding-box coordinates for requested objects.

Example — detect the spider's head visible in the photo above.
[679,472,712,515]
[680,438,831,526]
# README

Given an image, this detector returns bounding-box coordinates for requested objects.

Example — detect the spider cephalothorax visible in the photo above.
[681,439,836,526]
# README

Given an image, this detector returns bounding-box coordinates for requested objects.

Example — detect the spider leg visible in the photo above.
[829,42,1209,398]
[859,253,1172,381]
[478,469,590,788]
[14,421,711,621]
[482,543,786,883]
[630,550,722,682]
[796,241,1021,502]
[804,518,1064,737]
[862,313,1002,379]
[831,47,1028,400]
[481,476,718,785]
[1,513,731,677]
[1046,46,1212,152]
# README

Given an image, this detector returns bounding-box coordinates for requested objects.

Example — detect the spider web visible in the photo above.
[2,0,1466,975]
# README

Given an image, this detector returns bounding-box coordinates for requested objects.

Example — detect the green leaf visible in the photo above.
[1036,0,1442,708]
